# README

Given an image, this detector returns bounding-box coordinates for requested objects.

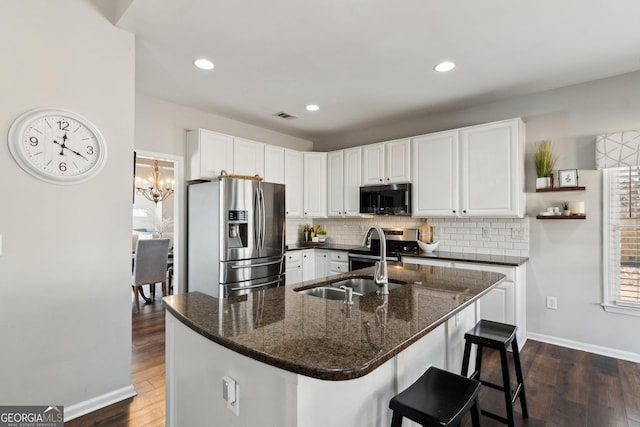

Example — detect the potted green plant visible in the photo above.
[534,140,557,189]
[317,228,327,242]
[562,201,571,216]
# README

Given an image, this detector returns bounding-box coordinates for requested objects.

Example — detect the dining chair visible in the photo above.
[132,238,171,312]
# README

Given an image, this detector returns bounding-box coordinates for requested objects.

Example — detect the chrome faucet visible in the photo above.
[363,225,389,294]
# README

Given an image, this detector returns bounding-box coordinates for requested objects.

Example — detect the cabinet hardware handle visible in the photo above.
[453,210,456,213]
[463,210,467,213]
[379,179,383,182]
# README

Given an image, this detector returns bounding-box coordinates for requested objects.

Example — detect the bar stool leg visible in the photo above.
[472,344,484,380]
[499,347,515,427]
[461,340,473,377]
[470,398,481,427]
[512,338,529,418]
[390,412,403,427]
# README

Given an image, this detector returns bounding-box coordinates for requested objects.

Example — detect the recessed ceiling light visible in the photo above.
[434,61,455,73]
[306,104,320,112]
[193,58,215,70]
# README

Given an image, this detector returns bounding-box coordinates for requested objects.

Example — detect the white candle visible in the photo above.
[569,201,585,214]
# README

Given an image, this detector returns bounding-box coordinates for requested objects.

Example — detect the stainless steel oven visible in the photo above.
[347,228,419,272]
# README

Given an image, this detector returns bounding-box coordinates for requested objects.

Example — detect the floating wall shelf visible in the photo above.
[535,186,585,193]
[535,215,586,220]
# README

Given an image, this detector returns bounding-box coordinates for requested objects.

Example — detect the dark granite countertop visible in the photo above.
[163,263,505,381]
[402,251,529,266]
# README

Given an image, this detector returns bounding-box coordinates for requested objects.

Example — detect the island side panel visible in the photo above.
[166,312,299,427]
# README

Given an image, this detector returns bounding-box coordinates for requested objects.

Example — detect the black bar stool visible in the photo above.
[461,320,528,427]
[389,366,481,427]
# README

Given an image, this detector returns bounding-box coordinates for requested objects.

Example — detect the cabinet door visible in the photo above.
[343,147,362,217]
[186,129,234,180]
[301,250,315,281]
[285,252,302,285]
[303,152,327,218]
[460,119,524,217]
[264,145,285,184]
[385,138,411,183]
[412,131,459,217]
[361,143,385,186]
[327,150,344,217]
[479,281,515,325]
[233,137,264,177]
[315,251,329,279]
[284,149,303,218]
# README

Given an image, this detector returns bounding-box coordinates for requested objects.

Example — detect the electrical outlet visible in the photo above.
[222,376,239,415]
[482,228,491,238]
[511,228,525,240]
[546,296,558,310]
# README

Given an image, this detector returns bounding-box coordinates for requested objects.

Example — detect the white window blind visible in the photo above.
[603,166,640,314]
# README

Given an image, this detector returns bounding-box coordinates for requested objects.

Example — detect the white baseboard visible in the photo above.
[527,332,640,363]
[64,384,137,422]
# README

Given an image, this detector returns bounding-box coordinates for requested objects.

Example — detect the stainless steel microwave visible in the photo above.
[359,183,411,215]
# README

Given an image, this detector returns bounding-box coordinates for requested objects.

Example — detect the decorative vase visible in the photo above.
[536,177,551,189]
[562,210,571,216]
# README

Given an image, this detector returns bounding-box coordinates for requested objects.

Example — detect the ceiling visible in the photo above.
[115,0,640,142]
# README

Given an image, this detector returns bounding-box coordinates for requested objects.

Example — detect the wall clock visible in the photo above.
[8,108,107,184]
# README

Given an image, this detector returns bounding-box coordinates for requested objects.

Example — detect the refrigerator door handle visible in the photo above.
[230,278,283,291]
[254,187,260,250]
[230,259,282,269]
[260,186,266,250]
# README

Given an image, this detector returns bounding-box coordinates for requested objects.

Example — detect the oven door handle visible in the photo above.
[230,278,283,291]
[348,253,399,261]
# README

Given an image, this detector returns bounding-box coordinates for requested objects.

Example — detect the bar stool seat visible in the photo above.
[461,320,528,427]
[389,366,481,427]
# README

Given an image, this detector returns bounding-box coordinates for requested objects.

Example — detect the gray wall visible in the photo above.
[320,71,640,358]
[0,0,135,415]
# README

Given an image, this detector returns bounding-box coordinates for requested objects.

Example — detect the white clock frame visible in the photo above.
[8,107,107,185]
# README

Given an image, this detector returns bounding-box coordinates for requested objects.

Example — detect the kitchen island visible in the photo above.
[163,263,505,427]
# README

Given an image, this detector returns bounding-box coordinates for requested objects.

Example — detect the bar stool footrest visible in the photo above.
[481,409,509,425]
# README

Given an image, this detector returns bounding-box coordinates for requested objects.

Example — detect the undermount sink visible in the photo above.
[295,277,405,300]
[329,277,403,295]
[296,286,363,300]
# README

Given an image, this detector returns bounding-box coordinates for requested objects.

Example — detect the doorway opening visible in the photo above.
[132,150,184,307]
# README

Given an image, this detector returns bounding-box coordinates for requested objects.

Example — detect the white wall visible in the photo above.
[320,71,640,359]
[0,0,135,418]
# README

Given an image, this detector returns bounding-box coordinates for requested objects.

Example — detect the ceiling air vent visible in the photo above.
[274,111,297,120]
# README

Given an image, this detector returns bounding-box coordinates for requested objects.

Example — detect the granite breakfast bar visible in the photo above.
[163,263,505,427]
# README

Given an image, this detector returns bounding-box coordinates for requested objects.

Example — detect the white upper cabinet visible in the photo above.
[412,131,459,217]
[233,137,264,177]
[303,152,327,218]
[327,147,362,217]
[361,139,411,186]
[284,149,303,218]
[264,144,285,184]
[412,118,524,218]
[186,129,234,180]
[385,138,411,184]
[361,143,385,186]
[460,118,524,217]
[327,150,344,217]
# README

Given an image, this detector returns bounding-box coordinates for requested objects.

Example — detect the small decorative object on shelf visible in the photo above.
[534,140,557,189]
[562,202,571,216]
[558,169,578,187]
[569,201,585,215]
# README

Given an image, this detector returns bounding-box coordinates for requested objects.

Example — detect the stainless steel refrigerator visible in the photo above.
[187,177,286,298]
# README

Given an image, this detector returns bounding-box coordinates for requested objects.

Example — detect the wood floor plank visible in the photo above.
[620,359,640,422]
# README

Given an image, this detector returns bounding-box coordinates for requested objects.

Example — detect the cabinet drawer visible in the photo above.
[329,251,348,262]
[329,261,348,274]
[285,252,302,268]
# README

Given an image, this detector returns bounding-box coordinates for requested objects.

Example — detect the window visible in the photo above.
[603,166,640,315]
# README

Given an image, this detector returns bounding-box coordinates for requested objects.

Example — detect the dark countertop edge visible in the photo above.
[402,251,529,267]
[163,275,504,381]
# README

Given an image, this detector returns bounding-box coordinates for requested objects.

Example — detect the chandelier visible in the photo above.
[136,160,174,204]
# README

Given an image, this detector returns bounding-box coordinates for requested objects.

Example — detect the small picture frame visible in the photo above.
[558,169,578,187]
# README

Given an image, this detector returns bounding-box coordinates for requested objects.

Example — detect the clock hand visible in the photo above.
[52,139,65,155]
[52,139,88,160]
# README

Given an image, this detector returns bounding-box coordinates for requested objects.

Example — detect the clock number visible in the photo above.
[57,120,70,131]
[59,162,67,172]
[29,136,38,146]
[86,146,94,155]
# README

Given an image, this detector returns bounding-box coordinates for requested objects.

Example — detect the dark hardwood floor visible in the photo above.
[68,290,640,426]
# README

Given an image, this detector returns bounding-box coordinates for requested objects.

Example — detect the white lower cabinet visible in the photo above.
[315,251,329,279]
[285,251,302,285]
[301,249,316,281]
[328,251,349,275]
[402,257,526,349]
